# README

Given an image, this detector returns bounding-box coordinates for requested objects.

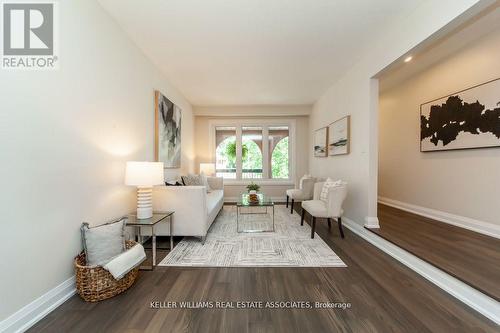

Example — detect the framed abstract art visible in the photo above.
[420,78,500,152]
[328,115,350,156]
[155,90,182,168]
[314,127,328,157]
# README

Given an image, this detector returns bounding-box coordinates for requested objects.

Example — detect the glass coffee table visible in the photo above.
[237,193,275,233]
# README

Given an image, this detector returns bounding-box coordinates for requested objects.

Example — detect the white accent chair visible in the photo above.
[285,177,316,214]
[301,181,347,239]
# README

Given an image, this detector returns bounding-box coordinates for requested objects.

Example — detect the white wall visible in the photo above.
[194,105,311,117]
[379,24,500,226]
[309,0,486,226]
[0,0,194,322]
[193,107,310,200]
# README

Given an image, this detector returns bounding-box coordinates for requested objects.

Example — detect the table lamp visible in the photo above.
[125,161,164,219]
[199,163,216,176]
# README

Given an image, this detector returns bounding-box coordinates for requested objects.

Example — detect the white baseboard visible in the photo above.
[364,216,380,229]
[342,217,500,325]
[0,276,76,333]
[378,196,500,239]
[226,193,500,323]
[224,196,286,203]
[3,212,498,332]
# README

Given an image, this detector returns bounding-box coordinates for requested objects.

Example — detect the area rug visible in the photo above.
[158,205,346,267]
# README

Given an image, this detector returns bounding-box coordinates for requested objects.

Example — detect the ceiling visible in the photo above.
[379,3,500,92]
[98,0,424,106]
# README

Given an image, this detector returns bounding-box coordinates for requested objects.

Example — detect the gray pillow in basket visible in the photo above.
[80,218,126,266]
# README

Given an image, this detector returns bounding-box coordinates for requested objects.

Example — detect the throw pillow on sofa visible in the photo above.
[181,174,202,186]
[80,218,126,266]
[165,180,183,186]
[181,174,211,192]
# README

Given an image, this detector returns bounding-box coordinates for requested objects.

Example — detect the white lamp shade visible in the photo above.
[125,161,164,186]
[200,163,216,176]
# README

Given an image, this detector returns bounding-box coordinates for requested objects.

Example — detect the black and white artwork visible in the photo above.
[314,127,327,157]
[420,78,500,152]
[155,90,182,168]
[328,115,350,156]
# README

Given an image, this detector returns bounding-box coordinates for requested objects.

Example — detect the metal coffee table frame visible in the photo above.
[237,194,275,233]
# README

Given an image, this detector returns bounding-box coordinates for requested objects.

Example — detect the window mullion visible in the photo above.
[236,126,242,180]
[289,124,293,180]
[262,126,269,179]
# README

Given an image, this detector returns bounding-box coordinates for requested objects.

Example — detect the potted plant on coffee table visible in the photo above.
[246,182,260,204]
[246,182,260,194]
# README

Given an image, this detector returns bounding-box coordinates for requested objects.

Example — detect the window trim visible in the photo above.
[209,119,296,185]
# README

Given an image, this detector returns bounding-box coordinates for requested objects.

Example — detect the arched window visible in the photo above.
[213,124,291,181]
[242,138,263,178]
[215,135,237,179]
[271,137,289,179]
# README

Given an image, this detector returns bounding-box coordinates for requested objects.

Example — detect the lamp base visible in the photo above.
[136,186,153,219]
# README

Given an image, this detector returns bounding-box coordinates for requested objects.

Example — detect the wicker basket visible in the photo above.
[75,240,140,302]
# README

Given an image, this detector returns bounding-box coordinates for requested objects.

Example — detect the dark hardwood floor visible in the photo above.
[371,203,500,302]
[29,205,498,333]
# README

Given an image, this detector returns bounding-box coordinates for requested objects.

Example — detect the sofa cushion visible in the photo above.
[207,189,224,225]
[207,190,223,214]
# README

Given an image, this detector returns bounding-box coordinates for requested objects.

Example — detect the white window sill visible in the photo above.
[222,180,295,186]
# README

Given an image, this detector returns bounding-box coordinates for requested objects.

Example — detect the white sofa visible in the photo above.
[152,177,224,240]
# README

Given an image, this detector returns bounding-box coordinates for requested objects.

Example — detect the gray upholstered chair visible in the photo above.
[301,181,347,239]
[286,177,316,214]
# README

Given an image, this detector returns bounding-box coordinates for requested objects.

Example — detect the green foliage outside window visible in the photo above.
[226,140,263,171]
[272,137,289,179]
[225,141,248,168]
[219,136,288,178]
[242,140,262,170]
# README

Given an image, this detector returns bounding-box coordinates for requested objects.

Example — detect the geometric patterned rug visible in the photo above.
[158,205,346,267]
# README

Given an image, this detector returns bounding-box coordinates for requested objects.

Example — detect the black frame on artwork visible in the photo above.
[419,77,500,153]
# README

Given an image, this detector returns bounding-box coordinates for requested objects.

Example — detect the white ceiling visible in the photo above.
[379,3,500,92]
[98,0,424,106]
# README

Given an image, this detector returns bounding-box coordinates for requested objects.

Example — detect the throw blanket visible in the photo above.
[103,243,146,279]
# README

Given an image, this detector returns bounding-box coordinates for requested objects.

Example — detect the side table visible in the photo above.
[125,212,174,270]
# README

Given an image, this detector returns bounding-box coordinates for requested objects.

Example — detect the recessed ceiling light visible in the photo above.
[404,56,413,63]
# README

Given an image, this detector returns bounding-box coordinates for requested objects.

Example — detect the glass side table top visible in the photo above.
[125,212,174,226]
[237,193,274,207]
